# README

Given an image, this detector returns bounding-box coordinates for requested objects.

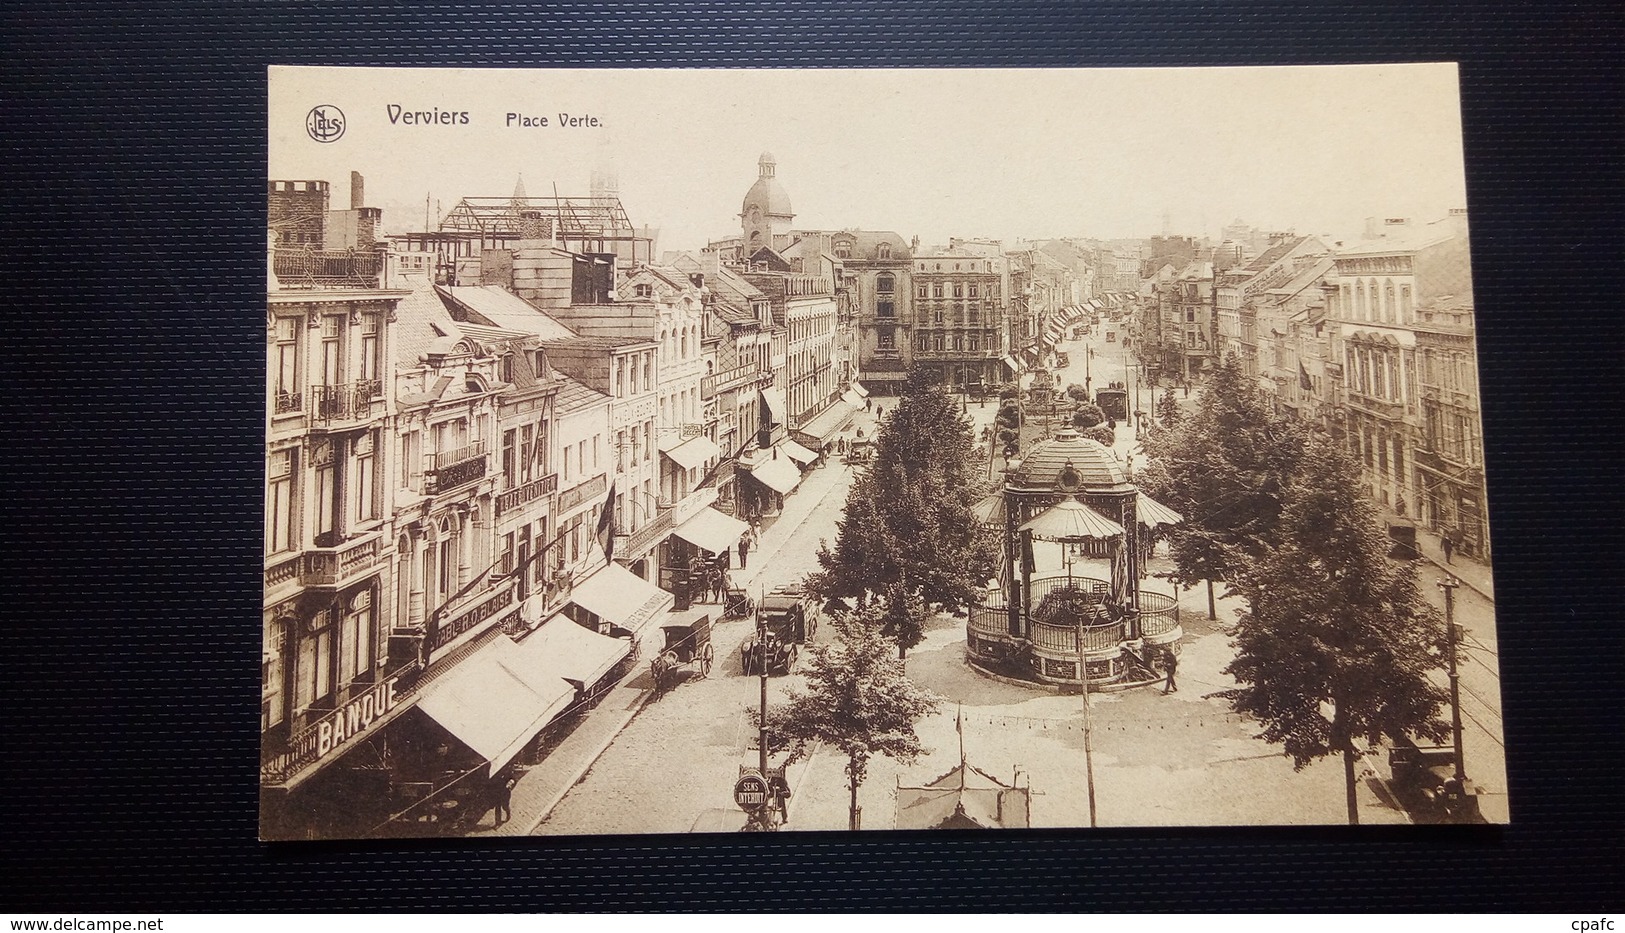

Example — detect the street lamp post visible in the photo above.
[1076,618,1099,829]
[1436,575,1482,821]
[1439,576,1466,784]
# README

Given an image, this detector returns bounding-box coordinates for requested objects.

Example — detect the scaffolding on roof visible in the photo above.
[438,195,653,263]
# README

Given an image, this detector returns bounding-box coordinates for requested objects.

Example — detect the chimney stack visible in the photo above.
[350,171,365,209]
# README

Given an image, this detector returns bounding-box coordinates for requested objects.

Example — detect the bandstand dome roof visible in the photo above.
[1013,428,1125,489]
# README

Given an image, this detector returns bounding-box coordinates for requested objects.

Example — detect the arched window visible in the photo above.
[875,272,895,294]
[876,242,891,260]
[1384,280,1396,323]
[1356,282,1367,320]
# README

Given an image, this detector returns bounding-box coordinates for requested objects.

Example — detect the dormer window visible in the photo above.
[835,242,852,259]
[876,242,891,260]
[634,283,652,298]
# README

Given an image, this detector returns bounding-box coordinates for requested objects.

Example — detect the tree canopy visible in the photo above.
[814,369,997,654]
[765,606,940,828]
[1137,353,1309,596]
[1220,435,1449,822]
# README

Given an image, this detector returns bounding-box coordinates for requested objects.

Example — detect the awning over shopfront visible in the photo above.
[671,506,750,554]
[780,440,819,465]
[659,434,721,471]
[748,456,801,495]
[515,614,631,690]
[841,388,866,409]
[416,637,576,774]
[795,398,858,443]
[849,383,870,398]
[568,561,675,636]
[1002,355,1022,373]
[759,388,786,427]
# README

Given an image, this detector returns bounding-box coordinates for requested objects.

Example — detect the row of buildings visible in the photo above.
[262,169,847,838]
[261,156,1140,838]
[1130,212,1490,561]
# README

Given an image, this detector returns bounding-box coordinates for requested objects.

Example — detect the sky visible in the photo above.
[270,65,1469,254]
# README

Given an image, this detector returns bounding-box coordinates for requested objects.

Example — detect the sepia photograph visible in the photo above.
[262,64,1504,840]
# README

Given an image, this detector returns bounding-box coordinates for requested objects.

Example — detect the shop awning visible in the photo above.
[1002,355,1022,373]
[780,440,819,465]
[841,388,866,409]
[759,388,786,427]
[671,506,750,554]
[568,561,675,636]
[514,614,631,690]
[417,637,576,774]
[748,456,801,495]
[795,399,857,442]
[660,434,721,471]
[849,383,870,398]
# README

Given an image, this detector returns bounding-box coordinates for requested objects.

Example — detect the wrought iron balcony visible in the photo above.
[310,381,383,426]
[701,363,766,399]
[495,472,558,516]
[272,246,385,289]
[273,391,303,415]
[426,442,487,493]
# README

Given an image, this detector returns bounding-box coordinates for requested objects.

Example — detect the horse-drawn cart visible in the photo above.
[651,610,714,691]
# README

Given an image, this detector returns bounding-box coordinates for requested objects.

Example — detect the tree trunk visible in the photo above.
[1342,744,1360,826]
[848,769,861,831]
[1206,579,1217,620]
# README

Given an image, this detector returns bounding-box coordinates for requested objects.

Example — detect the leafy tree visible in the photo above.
[766,606,940,830]
[815,369,998,656]
[1071,401,1106,430]
[1157,387,1181,429]
[1066,383,1090,403]
[1138,353,1309,617]
[1220,436,1449,824]
[997,381,1020,401]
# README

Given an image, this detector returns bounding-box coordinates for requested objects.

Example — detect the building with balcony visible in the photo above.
[262,232,412,837]
[1413,293,1489,560]
[910,246,1009,393]
[789,229,915,396]
[966,429,1185,690]
[1324,215,1472,520]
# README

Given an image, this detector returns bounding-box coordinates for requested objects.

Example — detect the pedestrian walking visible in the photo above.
[1441,533,1454,564]
[738,528,754,569]
[1162,649,1179,695]
[493,770,517,826]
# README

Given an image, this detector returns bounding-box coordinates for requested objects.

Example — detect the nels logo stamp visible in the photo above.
[305,105,346,143]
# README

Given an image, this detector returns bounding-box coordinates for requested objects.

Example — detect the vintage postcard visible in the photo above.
[263,65,1504,839]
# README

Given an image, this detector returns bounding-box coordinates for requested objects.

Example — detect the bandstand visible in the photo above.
[967,428,1184,690]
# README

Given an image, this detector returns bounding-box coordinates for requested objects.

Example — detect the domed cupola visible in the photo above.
[1009,428,1125,491]
[740,152,794,250]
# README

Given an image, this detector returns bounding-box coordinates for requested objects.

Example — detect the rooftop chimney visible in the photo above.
[350,171,365,209]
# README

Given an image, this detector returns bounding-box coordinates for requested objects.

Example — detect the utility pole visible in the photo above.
[1439,576,1466,785]
[1078,623,1098,828]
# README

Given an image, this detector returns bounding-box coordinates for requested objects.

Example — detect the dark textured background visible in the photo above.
[3,0,1621,912]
